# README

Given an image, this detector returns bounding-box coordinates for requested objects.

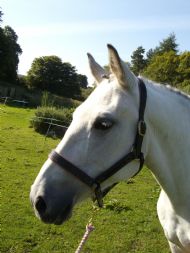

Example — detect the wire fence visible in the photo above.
[0,96,29,107]
[30,116,68,144]
[30,116,68,130]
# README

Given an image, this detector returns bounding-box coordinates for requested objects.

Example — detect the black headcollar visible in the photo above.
[49,78,147,207]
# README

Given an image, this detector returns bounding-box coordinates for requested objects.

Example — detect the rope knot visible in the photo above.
[75,221,95,253]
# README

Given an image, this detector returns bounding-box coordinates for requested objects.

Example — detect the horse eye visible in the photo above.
[94,118,114,130]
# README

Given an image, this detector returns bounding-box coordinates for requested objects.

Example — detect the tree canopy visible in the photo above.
[146,33,178,63]
[77,74,88,89]
[157,33,178,54]
[177,52,190,82]
[0,8,189,99]
[0,10,22,84]
[130,46,146,75]
[0,9,3,23]
[130,33,189,89]
[0,8,88,100]
[27,56,82,98]
[143,51,179,85]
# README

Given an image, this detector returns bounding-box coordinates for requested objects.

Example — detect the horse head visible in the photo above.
[30,45,147,225]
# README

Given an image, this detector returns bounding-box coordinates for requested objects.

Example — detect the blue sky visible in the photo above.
[1,0,190,84]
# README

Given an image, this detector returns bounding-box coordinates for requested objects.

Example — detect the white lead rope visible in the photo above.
[75,221,95,253]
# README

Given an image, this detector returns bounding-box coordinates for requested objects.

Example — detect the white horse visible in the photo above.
[30,45,190,253]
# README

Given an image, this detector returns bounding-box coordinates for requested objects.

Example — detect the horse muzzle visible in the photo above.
[30,186,74,225]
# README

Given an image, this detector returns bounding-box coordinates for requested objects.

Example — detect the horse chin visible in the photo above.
[54,204,73,225]
[36,203,73,225]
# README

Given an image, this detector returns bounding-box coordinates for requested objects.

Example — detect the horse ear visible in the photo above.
[108,44,134,89]
[87,53,106,84]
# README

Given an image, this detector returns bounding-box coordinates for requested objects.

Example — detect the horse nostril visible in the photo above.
[35,196,47,215]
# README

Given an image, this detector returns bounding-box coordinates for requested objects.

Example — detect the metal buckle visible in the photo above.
[138,120,146,136]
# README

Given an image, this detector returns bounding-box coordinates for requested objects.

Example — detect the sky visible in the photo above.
[1,0,190,84]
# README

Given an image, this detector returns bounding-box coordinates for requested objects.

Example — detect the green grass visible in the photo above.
[0,105,169,253]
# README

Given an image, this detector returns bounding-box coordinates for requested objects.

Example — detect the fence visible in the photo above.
[30,116,68,139]
[0,97,29,107]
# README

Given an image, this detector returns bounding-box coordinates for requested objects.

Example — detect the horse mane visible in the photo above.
[140,76,190,102]
[164,84,190,101]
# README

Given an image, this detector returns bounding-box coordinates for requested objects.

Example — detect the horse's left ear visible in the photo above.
[87,53,106,85]
[108,44,135,89]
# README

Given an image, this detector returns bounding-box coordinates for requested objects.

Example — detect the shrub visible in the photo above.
[177,80,190,94]
[181,83,190,94]
[41,91,54,107]
[31,106,74,137]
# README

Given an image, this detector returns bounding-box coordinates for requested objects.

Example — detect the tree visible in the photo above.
[146,33,178,63]
[0,28,5,80]
[60,62,80,97]
[27,56,81,98]
[177,51,190,82]
[143,51,179,85]
[0,9,22,83]
[158,33,178,54]
[0,25,22,83]
[0,8,3,24]
[77,74,88,88]
[146,48,155,64]
[3,26,22,82]
[0,8,5,79]
[130,46,146,75]
[27,56,63,90]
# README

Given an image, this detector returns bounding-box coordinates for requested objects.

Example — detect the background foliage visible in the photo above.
[0,7,189,104]
[0,8,88,102]
[26,56,88,99]
[130,33,190,89]
[31,106,74,137]
[0,10,22,84]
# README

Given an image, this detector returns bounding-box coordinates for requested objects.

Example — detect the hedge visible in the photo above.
[31,106,74,138]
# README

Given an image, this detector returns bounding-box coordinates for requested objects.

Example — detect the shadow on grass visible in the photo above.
[104,199,132,213]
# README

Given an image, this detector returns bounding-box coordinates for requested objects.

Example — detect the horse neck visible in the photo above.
[144,81,190,206]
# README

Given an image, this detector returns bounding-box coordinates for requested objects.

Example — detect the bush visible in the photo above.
[78,87,94,101]
[181,81,190,94]
[48,93,81,108]
[31,106,74,137]
[177,80,190,94]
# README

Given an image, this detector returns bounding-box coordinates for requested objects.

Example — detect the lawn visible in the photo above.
[0,105,169,253]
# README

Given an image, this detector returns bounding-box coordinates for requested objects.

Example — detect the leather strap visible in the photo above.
[49,150,98,189]
[49,78,147,207]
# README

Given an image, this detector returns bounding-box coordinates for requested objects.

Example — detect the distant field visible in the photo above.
[0,105,169,253]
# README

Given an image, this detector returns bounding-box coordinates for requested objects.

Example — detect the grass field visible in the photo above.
[0,105,170,253]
